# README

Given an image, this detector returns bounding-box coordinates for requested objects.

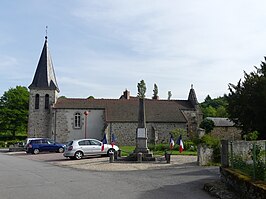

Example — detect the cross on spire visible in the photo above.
[45,26,48,40]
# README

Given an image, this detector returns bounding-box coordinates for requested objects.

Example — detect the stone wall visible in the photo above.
[197,144,214,166]
[28,89,58,138]
[210,127,242,140]
[54,109,105,143]
[106,122,187,146]
[228,140,266,159]
[220,167,266,199]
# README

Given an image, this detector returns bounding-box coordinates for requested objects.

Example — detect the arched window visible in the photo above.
[74,113,81,128]
[45,94,49,109]
[35,94,39,109]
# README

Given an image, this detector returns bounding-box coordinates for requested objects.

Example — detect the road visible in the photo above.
[0,152,219,199]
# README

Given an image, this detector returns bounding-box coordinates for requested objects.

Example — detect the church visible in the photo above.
[27,37,203,145]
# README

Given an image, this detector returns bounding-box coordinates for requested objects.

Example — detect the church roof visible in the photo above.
[29,37,59,92]
[188,84,198,106]
[54,98,193,123]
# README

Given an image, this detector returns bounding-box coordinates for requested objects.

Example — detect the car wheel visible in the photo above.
[58,147,64,153]
[33,148,40,154]
[107,148,115,157]
[74,151,83,160]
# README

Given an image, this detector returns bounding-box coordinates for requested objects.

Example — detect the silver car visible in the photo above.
[64,138,119,160]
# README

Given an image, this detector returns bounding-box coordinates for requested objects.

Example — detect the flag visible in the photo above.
[111,133,116,148]
[101,133,107,151]
[169,134,174,150]
[176,135,184,153]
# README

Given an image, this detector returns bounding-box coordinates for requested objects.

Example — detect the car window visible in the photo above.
[47,140,55,144]
[31,140,41,144]
[43,140,48,144]
[78,141,86,146]
[90,140,101,146]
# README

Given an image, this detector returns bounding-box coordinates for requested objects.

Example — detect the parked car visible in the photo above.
[26,138,65,154]
[64,138,119,160]
[24,137,43,150]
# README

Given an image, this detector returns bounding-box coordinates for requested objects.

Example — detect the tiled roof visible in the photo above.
[207,117,235,127]
[29,37,59,92]
[54,98,193,123]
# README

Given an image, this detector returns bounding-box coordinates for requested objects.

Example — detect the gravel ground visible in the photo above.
[52,155,198,171]
[5,151,198,171]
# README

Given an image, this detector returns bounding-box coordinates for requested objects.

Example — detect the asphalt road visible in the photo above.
[0,152,219,199]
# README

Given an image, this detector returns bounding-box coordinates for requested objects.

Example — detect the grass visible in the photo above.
[119,146,197,156]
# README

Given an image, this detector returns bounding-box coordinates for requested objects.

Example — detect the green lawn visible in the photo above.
[119,146,197,156]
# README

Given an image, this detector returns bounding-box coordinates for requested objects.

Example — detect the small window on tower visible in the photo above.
[74,113,81,128]
[35,94,39,109]
[45,94,49,109]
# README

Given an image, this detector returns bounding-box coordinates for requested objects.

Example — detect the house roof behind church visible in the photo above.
[54,98,191,123]
[207,117,235,127]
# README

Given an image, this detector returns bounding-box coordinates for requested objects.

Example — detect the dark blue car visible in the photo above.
[26,138,65,154]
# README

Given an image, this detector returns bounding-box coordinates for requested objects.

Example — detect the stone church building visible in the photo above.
[28,37,203,145]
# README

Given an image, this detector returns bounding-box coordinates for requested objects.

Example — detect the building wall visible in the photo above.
[105,122,187,146]
[210,127,242,140]
[28,89,58,138]
[182,109,202,139]
[53,109,105,143]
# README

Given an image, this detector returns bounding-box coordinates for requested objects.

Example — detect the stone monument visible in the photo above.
[132,80,154,160]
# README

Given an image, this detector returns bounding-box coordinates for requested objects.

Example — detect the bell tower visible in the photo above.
[27,36,59,138]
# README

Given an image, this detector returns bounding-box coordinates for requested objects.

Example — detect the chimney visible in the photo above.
[123,89,130,100]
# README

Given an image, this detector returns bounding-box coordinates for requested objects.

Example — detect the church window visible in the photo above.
[35,94,39,109]
[74,113,81,128]
[45,94,49,109]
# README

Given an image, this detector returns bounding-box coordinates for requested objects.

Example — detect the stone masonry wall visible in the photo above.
[106,122,187,146]
[54,109,105,143]
[210,127,242,140]
[28,89,58,138]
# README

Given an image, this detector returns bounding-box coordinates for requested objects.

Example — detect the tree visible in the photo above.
[168,91,172,100]
[137,80,146,99]
[227,58,266,139]
[0,86,29,138]
[199,118,215,133]
[200,95,228,118]
[152,83,158,99]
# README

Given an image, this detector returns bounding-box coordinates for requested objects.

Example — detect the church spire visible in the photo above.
[188,84,198,106]
[29,36,59,92]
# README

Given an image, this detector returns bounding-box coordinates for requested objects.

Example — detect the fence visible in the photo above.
[221,140,266,181]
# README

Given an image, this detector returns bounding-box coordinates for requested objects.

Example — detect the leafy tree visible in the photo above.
[137,80,146,99]
[199,118,215,133]
[0,86,29,138]
[168,91,172,100]
[87,96,94,99]
[152,83,158,99]
[227,58,266,139]
[200,95,228,118]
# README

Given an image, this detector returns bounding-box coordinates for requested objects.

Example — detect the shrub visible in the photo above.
[184,140,197,152]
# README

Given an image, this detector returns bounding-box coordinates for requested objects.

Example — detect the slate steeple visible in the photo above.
[29,36,59,92]
[188,84,198,106]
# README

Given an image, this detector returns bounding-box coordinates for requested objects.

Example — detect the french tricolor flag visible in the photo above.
[101,133,107,151]
[177,135,184,153]
[169,134,175,150]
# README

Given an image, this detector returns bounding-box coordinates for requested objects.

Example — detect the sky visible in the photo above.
[1,0,266,102]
